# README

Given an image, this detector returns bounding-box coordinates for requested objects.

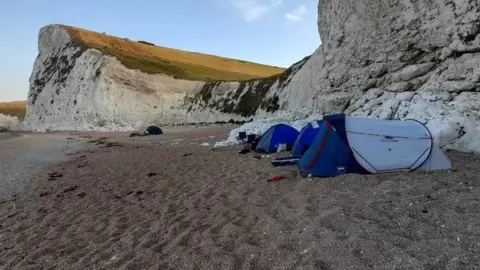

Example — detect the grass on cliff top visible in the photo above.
[61,25,286,81]
[0,100,27,119]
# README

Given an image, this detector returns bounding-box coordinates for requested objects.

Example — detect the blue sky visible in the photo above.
[0,0,319,102]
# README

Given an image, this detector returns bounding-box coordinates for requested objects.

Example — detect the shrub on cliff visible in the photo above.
[138,40,155,46]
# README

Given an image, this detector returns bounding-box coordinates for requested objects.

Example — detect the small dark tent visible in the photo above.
[146,125,163,135]
[292,120,323,156]
[256,124,299,153]
[298,119,367,176]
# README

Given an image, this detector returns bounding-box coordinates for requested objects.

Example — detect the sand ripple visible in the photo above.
[0,135,479,269]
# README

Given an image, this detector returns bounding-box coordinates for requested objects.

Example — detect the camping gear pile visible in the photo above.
[129,125,163,137]
[238,113,452,178]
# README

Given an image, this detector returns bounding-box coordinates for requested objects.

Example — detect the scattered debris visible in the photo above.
[39,191,51,197]
[238,149,250,154]
[3,245,14,251]
[63,185,79,193]
[101,142,125,148]
[129,132,147,137]
[0,197,16,204]
[267,175,287,182]
[89,138,107,145]
[47,172,63,181]
[77,162,87,168]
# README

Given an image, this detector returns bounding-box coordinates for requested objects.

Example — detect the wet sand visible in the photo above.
[0,132,83,202]
[0,126,479,269]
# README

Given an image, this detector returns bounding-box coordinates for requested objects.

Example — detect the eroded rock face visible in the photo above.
[256,0,480,152]
[184,55,311,122]
[24,24,283,131]
[23,25,207,131]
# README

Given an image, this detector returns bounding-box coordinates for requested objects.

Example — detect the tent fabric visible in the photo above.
[298,122,367,176]
[323,114,349,145]
[292,120,323,156]
[146,125,163,135]
[271,155,301,167]
[299,113,452,177]
[256,124,299,153]
[345,116,433,173]
[417,143,452,171]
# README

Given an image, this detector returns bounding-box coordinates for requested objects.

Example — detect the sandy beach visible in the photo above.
[0,126,479,269]
[0,132,83,202]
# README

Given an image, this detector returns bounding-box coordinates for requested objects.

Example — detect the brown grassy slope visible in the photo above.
[0,101,27,119]
[61,25,285,81]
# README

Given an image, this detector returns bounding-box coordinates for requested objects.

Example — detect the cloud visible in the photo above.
[285,5,308,23]
[233,0,283,21]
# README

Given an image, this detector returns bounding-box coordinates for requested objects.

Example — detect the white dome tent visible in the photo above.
[344,116,451,173]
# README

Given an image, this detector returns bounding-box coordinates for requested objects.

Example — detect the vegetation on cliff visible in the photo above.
[187,55,312,117]
[61,25,285,81]
[187,74,280,117]
[0,101,27,119]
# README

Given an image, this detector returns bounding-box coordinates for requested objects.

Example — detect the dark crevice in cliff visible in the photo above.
[30,40,86,105]
[452,48,480,58]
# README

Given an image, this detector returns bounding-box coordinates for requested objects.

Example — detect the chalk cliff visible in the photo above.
[23,25,209,131]
[22,25,283,131]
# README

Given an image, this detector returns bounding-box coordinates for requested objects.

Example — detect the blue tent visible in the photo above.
[299,113,451,177]
[298,114,367,177]
[256,124,300,153]
[292,120,323,156]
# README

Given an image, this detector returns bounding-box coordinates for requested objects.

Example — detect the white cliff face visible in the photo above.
[23,25,207,131]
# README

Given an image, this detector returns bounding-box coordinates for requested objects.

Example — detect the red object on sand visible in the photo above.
[268,176,286,182]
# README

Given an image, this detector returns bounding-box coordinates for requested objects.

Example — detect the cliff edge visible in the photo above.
[22,25,284,131]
